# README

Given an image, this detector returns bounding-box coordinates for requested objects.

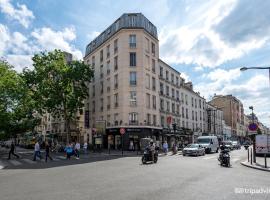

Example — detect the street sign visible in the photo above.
[120,128,125,135]
[248,123,258,132]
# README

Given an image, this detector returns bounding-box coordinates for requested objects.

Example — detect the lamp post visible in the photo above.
[240,66,270,86]
[249,106,256,163]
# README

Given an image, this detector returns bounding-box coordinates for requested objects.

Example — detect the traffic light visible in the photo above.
[172,123,176,132]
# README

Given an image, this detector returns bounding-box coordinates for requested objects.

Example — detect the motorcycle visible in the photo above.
[142,147,158,164]
[218,149,230,167]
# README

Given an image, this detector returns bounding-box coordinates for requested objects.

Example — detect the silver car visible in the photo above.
[183,144,205,156]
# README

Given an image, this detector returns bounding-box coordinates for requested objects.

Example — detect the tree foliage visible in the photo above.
[23,50,93,142]
[0,60,39,139]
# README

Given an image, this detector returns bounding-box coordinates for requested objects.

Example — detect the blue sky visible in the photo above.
[1,0,270,127]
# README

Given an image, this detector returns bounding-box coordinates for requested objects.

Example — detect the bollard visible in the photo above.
[265,154,267,168]
[250,149,253,165]
[247,148,249,162]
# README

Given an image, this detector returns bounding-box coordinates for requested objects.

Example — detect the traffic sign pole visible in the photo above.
[120,128,125,156]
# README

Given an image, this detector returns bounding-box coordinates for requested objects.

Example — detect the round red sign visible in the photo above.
[120,128,125,135]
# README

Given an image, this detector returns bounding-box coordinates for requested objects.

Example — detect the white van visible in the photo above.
[197,136,219,153]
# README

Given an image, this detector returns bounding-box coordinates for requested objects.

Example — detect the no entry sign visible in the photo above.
[248,123,258,132]
[120,128,125,135]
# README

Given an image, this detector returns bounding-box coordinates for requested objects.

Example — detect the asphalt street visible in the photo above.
[0,148,269,200]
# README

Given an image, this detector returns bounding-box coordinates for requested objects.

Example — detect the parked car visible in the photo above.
[197,136,219,153]
[183,144,205,156]
[231,141,241,150]
[223,141,233,151]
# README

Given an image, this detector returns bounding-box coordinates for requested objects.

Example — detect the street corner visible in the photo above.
[241,160,270,172]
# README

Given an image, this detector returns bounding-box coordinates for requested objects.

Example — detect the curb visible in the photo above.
[241,161,270,172]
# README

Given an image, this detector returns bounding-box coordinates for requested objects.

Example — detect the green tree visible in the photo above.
[23,50,93,143]
[0,60,38,139]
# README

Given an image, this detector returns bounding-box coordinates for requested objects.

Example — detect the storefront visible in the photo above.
[105,127,162,151]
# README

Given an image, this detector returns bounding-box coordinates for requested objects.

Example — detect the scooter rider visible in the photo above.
[219,142,227,160]
[148,141,155,161]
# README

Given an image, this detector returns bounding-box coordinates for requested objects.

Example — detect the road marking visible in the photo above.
[57,156,67,160]
[22,159,35,164]
[202,156,217,160]
[8,160,21,166]
[53,158,60,161]
[0,160,8,169]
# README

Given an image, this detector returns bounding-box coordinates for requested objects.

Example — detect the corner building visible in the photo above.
[84,13,206,150]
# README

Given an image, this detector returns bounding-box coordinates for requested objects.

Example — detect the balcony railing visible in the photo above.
[129,120,139,125]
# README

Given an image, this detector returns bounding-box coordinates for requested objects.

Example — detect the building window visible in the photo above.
[171,74,174,84]
[192,110,194,120]
[182,107,184,118]
[166,85,169,96]
[130,52,136,66]
[199,99,201,109]
[100,81,103,94]
[153,115,156,126]
[100,98,103,111]
[100,50,103,62]
[161,116,165,127]
[152,59,155,73]
[114,74,118,89]
[152,95,156,109]
[195,99,197,108]
[145,37,150,53]
[176,90,179,100]
[114,39,118,54]
[152,77,156,91]
[129,112,138,125]
[114,93,118,108]
[185,94,188,105]
[145,55,150,70]
[176,77,179,86]
[114,56,118,71]
[160,66,163,77]
[147,113,151,125]
[129,35,136,48]
[172,103,175,113]
[130,72,137,86]
[146,93,150,108]
[160,99,164,110]
[166,101,170,112]
[106,45,110,58]
[151,42,155,56]
[146,74,150,89]
[92,85,95,97]
[186,108,188,119]
[92,56,95,68]
[191,97,194,107]
[130,91,137,106]
[172,88,175,98]
[166,71,169,81]
[107,96,111,110]
[106,61,110,75]
[160,82,164,94]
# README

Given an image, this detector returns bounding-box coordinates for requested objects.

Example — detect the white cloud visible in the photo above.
[159,0,269,68]
[0,24,9,56]
[0,0,35,28]
[195,69,270,127]
[87,31,101,41]
[6,54,33,72]
[31,27,83,59]
[180,72,190,82]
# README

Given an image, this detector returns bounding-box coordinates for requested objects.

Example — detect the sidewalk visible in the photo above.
[241,156,270,172]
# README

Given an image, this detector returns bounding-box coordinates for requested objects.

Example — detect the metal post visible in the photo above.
[265,153,267,168]
[121,135,124,156]
[247,148,249,162]
[250,149,253,165]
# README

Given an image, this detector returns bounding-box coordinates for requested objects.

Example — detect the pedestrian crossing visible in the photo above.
[0,155,69,169]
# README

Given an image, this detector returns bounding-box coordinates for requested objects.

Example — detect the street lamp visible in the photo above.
[240,66,270,85]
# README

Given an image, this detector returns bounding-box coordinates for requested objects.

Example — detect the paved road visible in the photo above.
[0,148,269,200]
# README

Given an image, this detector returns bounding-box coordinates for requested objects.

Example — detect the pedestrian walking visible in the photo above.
[163,141,168,155]
[65,144,73,160]
[33,141,42,161]
[45,142,53,162]
[83,142,88,154]
[8,141,20,160]
[74,142,80,158]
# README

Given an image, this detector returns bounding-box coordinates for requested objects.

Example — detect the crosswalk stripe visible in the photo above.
[57,156,66,160]
[9,160,22,166]
[22,159,35,164]
[0,160,8,169]
[202,156,217,160]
